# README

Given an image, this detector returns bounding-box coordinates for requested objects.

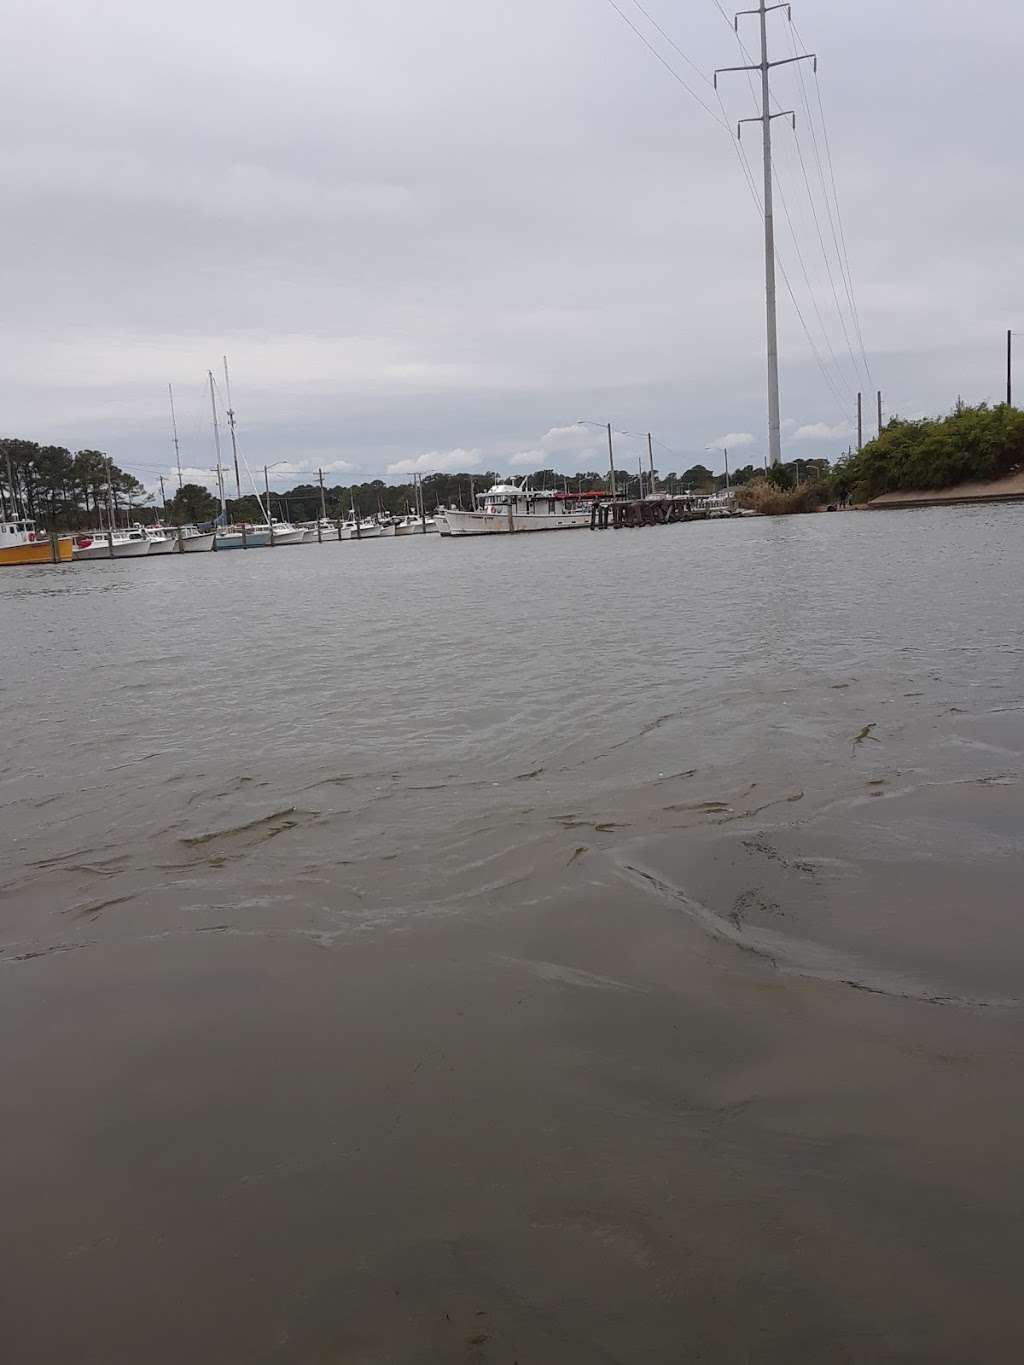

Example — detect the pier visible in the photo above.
[590,495,739,529]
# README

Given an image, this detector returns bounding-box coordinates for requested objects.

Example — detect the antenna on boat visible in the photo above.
[222,356,243,503]
[168,383,183,490]
[208,370,227,520]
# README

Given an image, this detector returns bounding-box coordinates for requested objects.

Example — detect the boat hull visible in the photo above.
[179,531,216,552]
[0,538,72,566]
[145,536,177,554]
[270,528,307,545]
[73,538,152,559]
[339,525,382,540]
[441,509,591,536]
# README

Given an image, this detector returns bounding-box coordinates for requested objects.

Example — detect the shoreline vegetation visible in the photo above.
[2,403,1022,529]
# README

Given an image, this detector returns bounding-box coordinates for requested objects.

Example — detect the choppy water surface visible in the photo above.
[4,507,1024,1362]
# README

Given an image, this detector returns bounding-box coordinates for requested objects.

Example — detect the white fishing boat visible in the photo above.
[263,519,307,545]
[376,519,397,538]
[178,525,216,552]
[214,528,247,550]
[137,524,177,554]
[73,528,152,559]
[395,514,438,535]
[300,518,342,541]
[440,481,597,536]
[339,519,382,540]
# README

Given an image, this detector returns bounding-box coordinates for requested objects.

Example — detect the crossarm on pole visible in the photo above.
[733,3,791,28]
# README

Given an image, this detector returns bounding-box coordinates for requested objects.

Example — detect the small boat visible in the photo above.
[0,517,72,566]
[265,520,307,545]
[72,528,152,559]
[137,524,177,554]
[339,519,382,540]
[217,520,305,547]
[178,525,216,552]
[441,480,595,536]
[299,519,343,541]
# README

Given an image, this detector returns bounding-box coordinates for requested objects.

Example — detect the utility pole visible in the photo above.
[168,383,183,490]
[1008,330,1014,408]
[877,390,883,438]
[857,392,863,452]
[716,3,815,467]
[222,357,243,504]
[159,474,167,519]
[606,422,617,497]
[646,432,656,494]
[264,465,275,545]
[724,447,731,491]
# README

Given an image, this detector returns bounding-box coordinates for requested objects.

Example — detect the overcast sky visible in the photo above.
[3,0,1022,490]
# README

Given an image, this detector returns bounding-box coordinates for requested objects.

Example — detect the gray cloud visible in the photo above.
[2,0,1021,489]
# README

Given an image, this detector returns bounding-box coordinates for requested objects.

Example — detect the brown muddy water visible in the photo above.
[3,507,1024,1363]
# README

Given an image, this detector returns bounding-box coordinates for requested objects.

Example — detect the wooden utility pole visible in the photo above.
[724,447,731,491]
[317,467,326,543]
[606,423,617,497]
[159,474,167,519]
[646,432,656,494]
[877,390,883,438]
[857,392,863,452]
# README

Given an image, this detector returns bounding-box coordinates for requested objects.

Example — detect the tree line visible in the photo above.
[10,405,1007,528]
[0,440,147,528]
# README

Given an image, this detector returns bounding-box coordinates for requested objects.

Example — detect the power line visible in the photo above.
[604,0,850,423]
[788,19,873,389]
[709,1,851,414]
[602,0,729,130]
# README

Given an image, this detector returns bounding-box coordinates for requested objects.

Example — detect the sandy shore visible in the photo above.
[869,469,1024,508]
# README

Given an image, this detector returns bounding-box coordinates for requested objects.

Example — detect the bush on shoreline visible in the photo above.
[737,480,825,515]
[840,402,1024,502]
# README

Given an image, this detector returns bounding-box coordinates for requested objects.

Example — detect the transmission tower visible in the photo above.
[715,3,816,466]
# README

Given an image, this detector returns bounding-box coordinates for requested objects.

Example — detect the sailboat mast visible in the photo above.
[208,370,226,518]
[168,383,183,490]
[222,356,243,503]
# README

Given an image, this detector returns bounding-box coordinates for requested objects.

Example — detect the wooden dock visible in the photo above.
[590,497,729,529]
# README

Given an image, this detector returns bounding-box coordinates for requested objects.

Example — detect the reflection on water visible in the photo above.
[3,507,1024,1362]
